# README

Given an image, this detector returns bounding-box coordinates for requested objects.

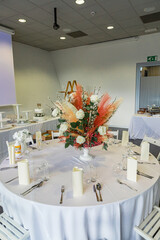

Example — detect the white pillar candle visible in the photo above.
[18,160,30,185]
[72,167,83,197]
[8,145,15,165]
[140,141,150,162]
[36,131,42,148]
[121,131,129,146]
[127,157,137,182]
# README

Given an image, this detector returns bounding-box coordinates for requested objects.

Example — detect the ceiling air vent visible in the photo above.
[66,31,87,38]
[140,12,160,23]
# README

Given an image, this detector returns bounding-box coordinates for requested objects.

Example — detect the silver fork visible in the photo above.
[60,185,65,204]
[117,179,137,191]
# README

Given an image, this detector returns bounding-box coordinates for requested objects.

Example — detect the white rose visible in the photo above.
[90,95,99,103]
[59,122,68,133]
[83,94,88,100]
[52,108,59,117]
[98,126,107,135]
[76,109,85,120]
[76,136,85,144]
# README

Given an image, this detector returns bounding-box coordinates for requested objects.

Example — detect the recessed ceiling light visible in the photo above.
[75,0,85,5]
[144,6,156,13]
[107,26,114,30]
[18,19,26,23]
[60,36,66,40]
[145,28,157,33]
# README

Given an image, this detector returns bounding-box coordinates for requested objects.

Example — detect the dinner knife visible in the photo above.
[21,181,44,196]
[138,161,156,165]
[5,176,18,183]
[137,170,153,179]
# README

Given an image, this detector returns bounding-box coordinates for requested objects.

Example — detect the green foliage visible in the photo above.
[63,131,69,137]
[57,124,60,129]
[103,142,108,151]
[58,119,66,123]
[65,142,70,148]
[65,135,76,148]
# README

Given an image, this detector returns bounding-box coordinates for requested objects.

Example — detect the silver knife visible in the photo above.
[137,170,153,179]
[138,161,156,165]
[21,181,44,196]
[5,176,18,183]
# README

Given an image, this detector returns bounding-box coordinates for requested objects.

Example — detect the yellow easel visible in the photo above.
[59,80,77,98]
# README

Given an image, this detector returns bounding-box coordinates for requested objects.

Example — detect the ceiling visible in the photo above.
[0,0,160,51]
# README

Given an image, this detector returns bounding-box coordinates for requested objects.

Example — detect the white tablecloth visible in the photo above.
[0,141,159,240]
[129,115,160,139]
[0,118,59,160]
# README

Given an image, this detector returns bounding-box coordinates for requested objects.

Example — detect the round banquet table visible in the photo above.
[0,140,159,240]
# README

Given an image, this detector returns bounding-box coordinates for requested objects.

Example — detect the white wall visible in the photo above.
[51,32,160,128]
[12,42,60,117]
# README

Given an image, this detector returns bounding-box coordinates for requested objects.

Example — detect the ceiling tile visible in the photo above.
[118,17,144,28]
[131,0,157,6]
[24,8,53,27]
[110,7,138,21]
[0,19,19,29]
[2,0,36,11]
[72,19,95,30]
[29,0,54,6]
[41,1,73,14]
[98,0,132,13]
[89,14,115,25]
[0,5,18,19]
[84,27,106,35]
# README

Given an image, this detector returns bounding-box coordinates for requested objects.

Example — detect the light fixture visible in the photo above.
[75,0,85,5]
[53,8,60,30]
[60,36,66,40]
[107,26,114,30]
[18,19,26,23]
[144,6,155,13]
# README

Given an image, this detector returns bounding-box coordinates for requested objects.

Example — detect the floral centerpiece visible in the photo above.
[54,85,121,160]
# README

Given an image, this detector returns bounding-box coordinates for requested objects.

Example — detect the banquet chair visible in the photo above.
[108,130,119,139]
[143,136,160,147]
[51,130,59,139]
[0,208,30,240]
[25,135,34,145]
[134,206,160,240]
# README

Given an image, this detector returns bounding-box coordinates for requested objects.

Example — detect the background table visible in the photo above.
[0,117,59,160]
[0,141,159,240]
[129,115,160,139]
